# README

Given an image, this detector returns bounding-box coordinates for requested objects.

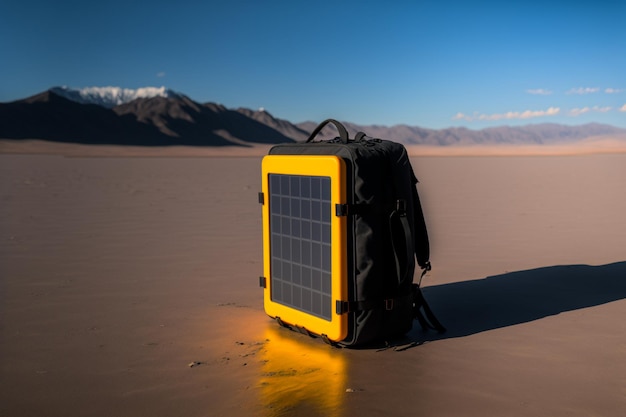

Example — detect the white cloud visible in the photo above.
[452,107,560,122]
[567,87,600,95]
[568,106,612,117]
[526,88,552,95]
[569,107,590,117]
[156,71,166,78]
[620,104,626,112]
[605,88,624,94]
[452,112,471,121]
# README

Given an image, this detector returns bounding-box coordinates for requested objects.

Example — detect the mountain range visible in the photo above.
[1,87,625,147]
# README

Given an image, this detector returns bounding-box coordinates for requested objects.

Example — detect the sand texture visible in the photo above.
[1,148,625,416]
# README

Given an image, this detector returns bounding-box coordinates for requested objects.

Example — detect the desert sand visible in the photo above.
[1,141,625,417]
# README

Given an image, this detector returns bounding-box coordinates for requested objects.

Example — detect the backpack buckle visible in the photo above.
[395,199,407,215]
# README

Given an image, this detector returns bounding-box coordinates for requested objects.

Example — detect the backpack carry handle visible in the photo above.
[389,200,414,287]
[306,119,350,143]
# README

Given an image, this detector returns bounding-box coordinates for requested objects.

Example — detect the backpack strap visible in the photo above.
[306,119,350,143]
[412,284,446,333]
[389,199,414,286]
[409,168,446,333]
[410,169,430,269]
[336,293,414,314]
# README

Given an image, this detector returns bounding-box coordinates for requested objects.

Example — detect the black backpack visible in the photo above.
[260,119,444,346]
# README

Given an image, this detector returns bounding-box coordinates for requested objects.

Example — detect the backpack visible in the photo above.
[259,119,444,346]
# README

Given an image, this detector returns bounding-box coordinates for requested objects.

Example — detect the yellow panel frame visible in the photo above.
[261,155,347,342]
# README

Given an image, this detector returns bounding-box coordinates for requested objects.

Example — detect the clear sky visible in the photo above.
[1,0,625,129]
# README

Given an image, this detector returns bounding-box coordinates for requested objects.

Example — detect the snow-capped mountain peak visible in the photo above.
[50,86,184,108]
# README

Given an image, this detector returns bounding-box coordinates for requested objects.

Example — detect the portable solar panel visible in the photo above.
[260,155,348,342]
[260,119,445,347]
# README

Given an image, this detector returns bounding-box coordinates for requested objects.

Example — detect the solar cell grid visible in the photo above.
[269,174,332,320]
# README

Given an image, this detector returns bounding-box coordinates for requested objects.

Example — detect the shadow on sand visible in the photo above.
[411,261,626,341]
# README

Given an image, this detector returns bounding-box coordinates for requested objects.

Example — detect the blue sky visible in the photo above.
[1,0,625,129]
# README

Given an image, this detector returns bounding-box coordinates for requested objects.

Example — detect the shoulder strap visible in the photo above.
[306,119,350,143]
[408,167,445,333]
[389,199,414,286]
[410,169,430,270]
[412,284,446,333]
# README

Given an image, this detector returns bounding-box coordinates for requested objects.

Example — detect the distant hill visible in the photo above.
[0,88,296,146]
[2,86,625,146]
[49,86,184,108]
[296,121,626,146]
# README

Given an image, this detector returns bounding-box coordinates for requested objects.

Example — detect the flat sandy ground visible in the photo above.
[1,142,625,416]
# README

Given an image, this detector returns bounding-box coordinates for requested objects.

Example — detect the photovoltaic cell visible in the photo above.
[269,174,332,320]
